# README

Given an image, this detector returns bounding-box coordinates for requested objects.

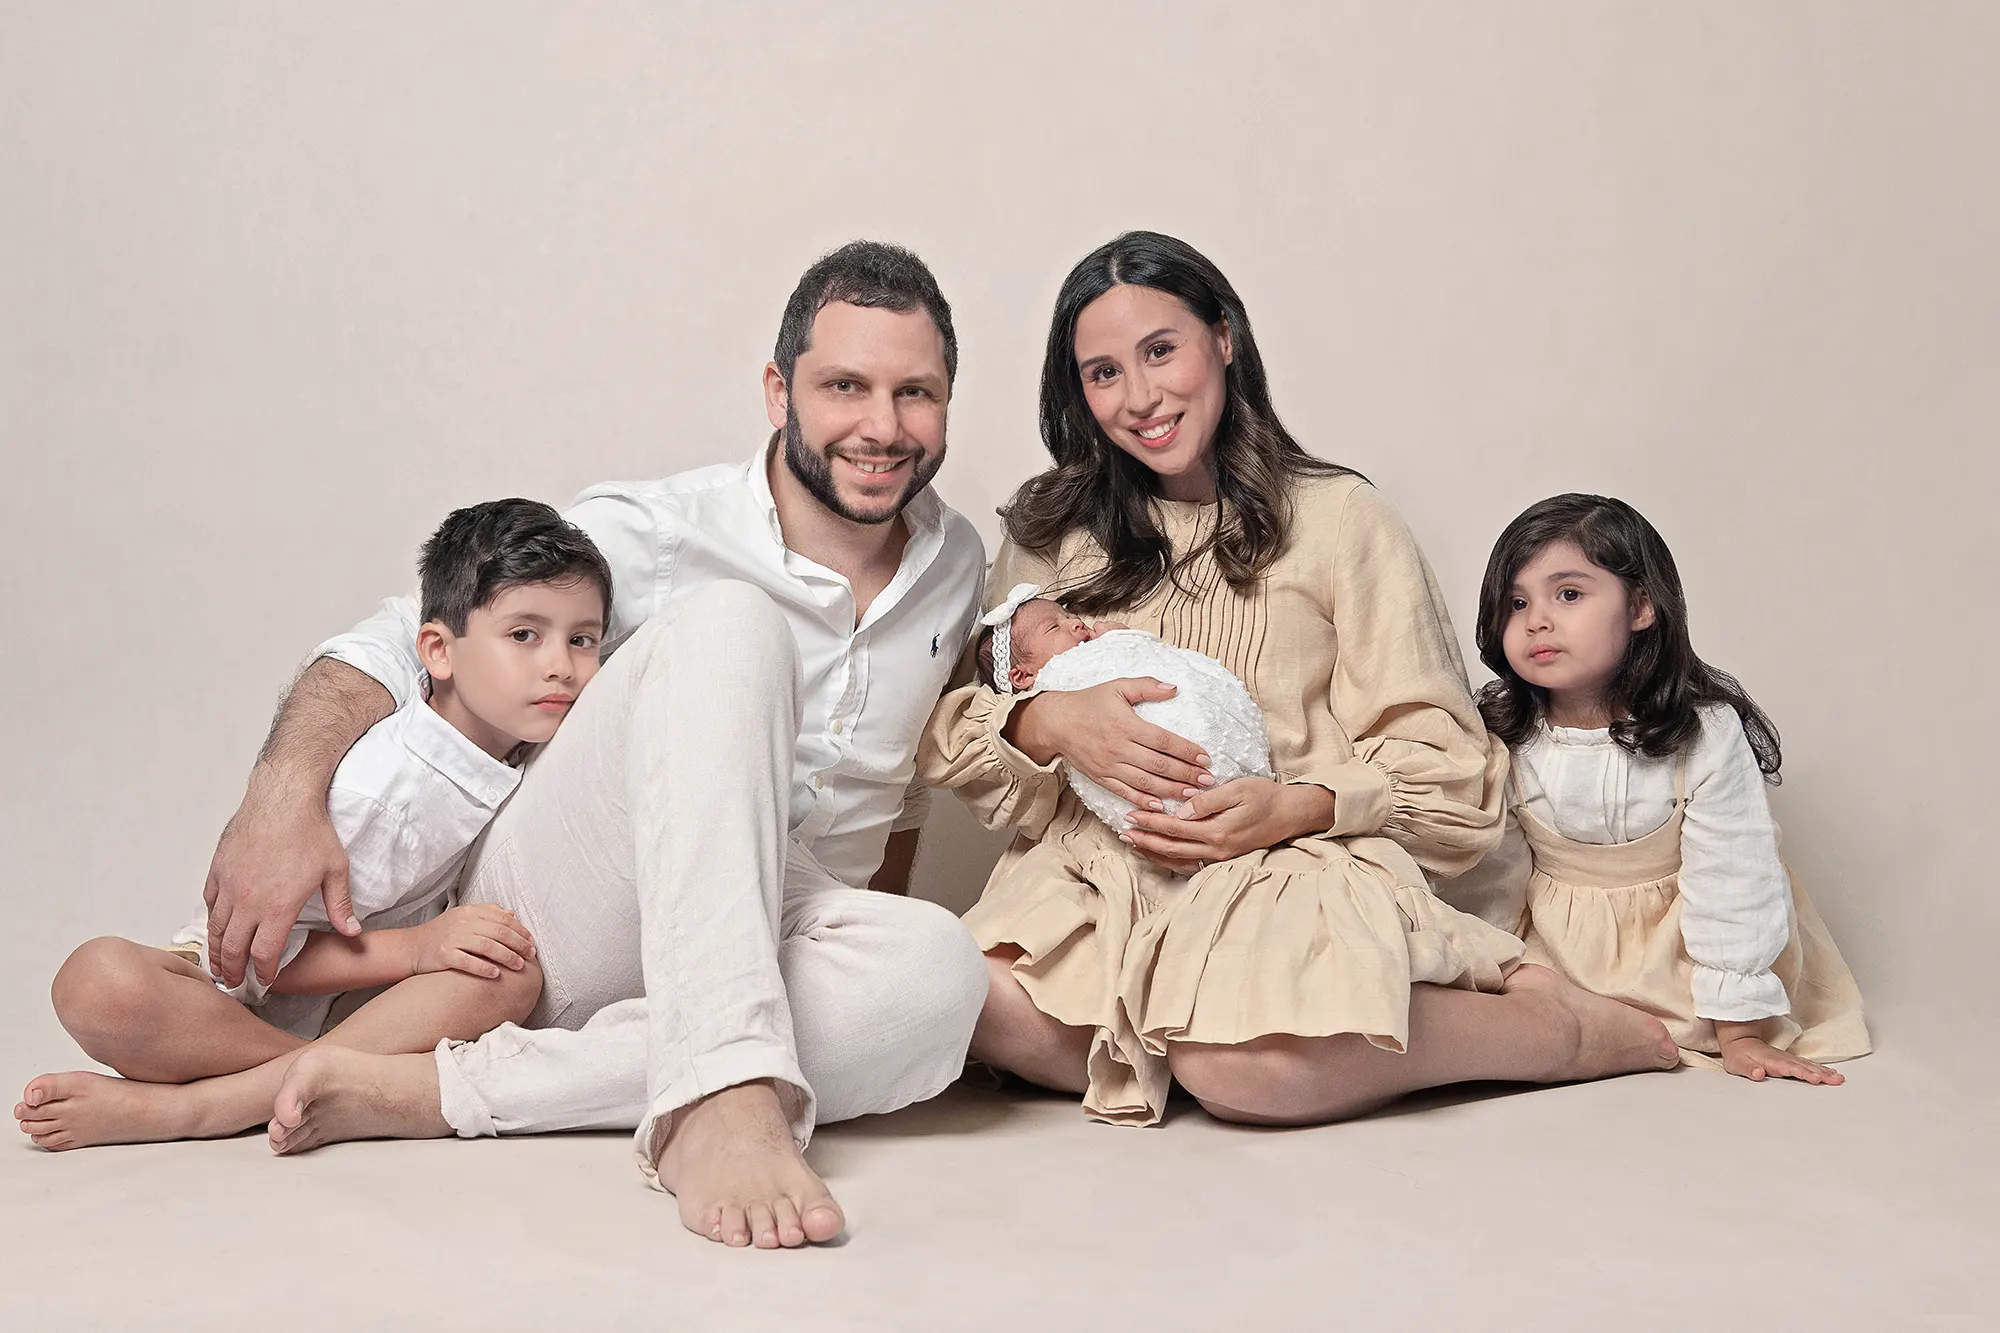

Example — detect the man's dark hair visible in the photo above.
[418,498,613,634]
[772,241,958,388]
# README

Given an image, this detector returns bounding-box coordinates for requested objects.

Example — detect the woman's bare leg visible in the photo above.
[15,964,540,1151]
[1167,964,1679,1126]
[967,947,1092,1096]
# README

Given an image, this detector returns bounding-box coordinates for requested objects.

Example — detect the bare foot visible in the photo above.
[1503,963,1680,1082]
[655,1080,844,1249]
[14,1071,204,1150]
[267,1048,450,1155]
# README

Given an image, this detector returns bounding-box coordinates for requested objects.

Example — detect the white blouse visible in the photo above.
[1512,703,1792,1022]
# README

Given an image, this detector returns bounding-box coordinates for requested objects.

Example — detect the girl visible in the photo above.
[920,233,1680,1129]
[1476,494,1871,1081]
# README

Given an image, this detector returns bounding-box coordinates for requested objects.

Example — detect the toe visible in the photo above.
[718,1204,750,1248]
[747,1201,780,1250]
[801,1194,846,1244]
[772,1197,806,1248]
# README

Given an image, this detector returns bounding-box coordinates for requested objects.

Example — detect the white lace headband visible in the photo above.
[979,583,1042,693]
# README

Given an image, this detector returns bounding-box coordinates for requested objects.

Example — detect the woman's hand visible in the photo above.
[1006,678,1213,806]
[1121,778,1337,872]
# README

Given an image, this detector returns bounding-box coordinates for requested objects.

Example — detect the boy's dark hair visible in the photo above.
[418,499,613,634]
[1473,493,1782,781]
[772,240,958,389]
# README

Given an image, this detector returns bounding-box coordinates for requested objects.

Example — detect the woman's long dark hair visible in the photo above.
[1474,494,1782,781]
[1000,231,1354,614]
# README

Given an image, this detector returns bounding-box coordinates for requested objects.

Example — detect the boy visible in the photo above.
[16,498,610,1149]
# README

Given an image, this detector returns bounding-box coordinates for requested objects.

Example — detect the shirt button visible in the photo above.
[812,776,824,790]
[832,721,843,735]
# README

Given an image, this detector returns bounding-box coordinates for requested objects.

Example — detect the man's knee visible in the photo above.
[625,581,801,695]
[897,900,989,1037]
[51,937,158,1049]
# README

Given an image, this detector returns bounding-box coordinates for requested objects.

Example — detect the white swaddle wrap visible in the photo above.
[1032,629,1274,831]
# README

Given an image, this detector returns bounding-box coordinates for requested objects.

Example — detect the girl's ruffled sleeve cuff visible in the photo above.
[1693,965,1791,1022]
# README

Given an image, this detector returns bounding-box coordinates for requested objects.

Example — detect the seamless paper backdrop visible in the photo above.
[2,1,1992,1076]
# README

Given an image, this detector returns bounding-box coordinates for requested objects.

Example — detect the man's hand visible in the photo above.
[1120,778,1336,872]
[203,785,358,989]
[204,656,396,989]
[405,905,536,980]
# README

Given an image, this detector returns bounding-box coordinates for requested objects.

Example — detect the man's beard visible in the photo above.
[783,403,944,526]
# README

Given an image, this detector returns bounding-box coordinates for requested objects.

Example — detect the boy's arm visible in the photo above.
[268,904,536,995]
[266,928,421,996]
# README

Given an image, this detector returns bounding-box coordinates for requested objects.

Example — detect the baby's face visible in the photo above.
[1007,600,1098,689]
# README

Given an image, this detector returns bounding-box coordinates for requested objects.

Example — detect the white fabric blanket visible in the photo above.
[1031,630,1274,831]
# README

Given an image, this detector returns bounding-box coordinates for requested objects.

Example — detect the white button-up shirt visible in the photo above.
[175,692,523,1034]
[313,443,987,889]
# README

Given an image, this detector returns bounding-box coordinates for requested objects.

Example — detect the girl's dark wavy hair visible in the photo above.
[999,230,1355,614]
[1474,493,1782,782]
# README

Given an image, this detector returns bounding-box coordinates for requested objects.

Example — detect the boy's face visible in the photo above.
[426,579,606,751]
[1007,600,1097,691]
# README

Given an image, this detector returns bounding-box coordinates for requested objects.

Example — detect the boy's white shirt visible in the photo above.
[311,444,986,891]
[1510,702,1793,1021]
[174,694,521,1032]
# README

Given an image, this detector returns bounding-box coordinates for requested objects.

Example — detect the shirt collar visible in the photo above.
[400,697,524,810]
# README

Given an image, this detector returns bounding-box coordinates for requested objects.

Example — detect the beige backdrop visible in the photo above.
[3,1,1993,1084]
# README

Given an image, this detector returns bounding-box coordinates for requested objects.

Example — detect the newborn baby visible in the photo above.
[976,583,1274,832]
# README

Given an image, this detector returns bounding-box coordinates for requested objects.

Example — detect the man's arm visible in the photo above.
[867,829,920,896]
[203,658,394,989]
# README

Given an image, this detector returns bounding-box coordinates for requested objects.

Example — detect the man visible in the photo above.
[201,241,990,1249]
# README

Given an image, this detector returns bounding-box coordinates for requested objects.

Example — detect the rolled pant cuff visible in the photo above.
[434,1039,497,1139]
[632,1047,816,1193]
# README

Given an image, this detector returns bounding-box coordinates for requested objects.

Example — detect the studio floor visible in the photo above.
[4,1013,1991,1332]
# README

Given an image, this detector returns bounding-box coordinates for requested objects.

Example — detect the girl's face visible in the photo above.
[1502,540,1655,724]
[1072,284,1233,503]
[1007,599,1097,690]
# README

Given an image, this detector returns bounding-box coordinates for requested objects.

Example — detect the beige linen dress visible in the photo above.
[919,475,1526,1125]
[1516,758,1871,1068]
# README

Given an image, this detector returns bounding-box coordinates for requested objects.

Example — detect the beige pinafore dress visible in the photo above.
[1515,758,1871,1067]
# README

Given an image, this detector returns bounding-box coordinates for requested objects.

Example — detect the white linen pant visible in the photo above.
[431,581,987,1186]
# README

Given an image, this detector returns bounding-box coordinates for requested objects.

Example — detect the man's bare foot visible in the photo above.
[14,1072,204,1150]
[655,1080,844,1249]
[1503,963,1680,1082]
[267,1048,450,1155]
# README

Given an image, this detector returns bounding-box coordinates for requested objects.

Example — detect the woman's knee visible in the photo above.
[1168,1035,1369,1124]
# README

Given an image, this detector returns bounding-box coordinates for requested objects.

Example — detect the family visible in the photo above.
[15,232,1871,1250]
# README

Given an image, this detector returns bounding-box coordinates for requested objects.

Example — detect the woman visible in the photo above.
[920,231,1678,1126]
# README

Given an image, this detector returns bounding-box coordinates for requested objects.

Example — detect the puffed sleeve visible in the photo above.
[1293,484,1506,876]
[917,537,1070,837]
[1677,707,1792,1021]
